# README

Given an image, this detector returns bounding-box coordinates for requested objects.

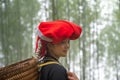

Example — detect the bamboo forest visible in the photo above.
[0,0,120,80]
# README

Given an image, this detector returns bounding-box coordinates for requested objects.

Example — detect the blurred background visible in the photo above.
[0,0,120,80]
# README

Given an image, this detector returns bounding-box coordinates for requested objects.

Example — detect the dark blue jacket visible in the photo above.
[38,57,68,80]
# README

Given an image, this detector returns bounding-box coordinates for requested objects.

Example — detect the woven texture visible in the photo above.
[0,57,38,80]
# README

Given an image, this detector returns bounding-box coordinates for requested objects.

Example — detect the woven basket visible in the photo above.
[0,57,38,80]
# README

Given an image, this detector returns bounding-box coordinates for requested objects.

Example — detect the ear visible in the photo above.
[47,43,53,48]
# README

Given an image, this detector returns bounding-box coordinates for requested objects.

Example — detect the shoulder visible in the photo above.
[40,63,68,80]
[42,64,67,76]
[42,64,68,80]
[43,64,66,72]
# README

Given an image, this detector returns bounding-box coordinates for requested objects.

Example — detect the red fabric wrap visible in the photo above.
[35,20,82,57]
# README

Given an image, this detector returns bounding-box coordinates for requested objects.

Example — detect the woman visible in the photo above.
[35,20,82,80]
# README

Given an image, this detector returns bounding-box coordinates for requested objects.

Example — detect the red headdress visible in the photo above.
[35,20,82,57]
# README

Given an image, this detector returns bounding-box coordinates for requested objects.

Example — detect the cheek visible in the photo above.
[58,45,65,50]
[55,47,62,51]
[53,46,63,53]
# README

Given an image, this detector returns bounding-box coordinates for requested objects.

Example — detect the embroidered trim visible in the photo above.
[37,28,52,42]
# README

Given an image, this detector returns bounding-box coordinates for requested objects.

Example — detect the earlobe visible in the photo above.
[47,43,50,48]
[47,43,53,48]
[47,43,54,53]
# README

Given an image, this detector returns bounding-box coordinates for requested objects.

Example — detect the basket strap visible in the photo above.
[38,61,59,67]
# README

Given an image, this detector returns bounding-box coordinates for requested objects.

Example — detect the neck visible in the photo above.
[46,52,59,61]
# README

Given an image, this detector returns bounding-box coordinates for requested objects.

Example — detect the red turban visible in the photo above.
[35,20,82,57]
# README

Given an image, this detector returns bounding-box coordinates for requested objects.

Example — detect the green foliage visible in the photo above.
[98,2,120,78]
[0,0,39,66]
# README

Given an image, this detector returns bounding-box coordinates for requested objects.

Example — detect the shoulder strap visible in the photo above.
[38,61,59,68]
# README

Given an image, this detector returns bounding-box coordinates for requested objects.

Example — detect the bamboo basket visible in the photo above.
[0,57,38,80]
